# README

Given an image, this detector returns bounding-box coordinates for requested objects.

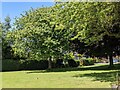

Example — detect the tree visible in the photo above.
[2,16,14,59]
[0,21,2,45]
[54,2,120,67]
[0,21,2,60]
[8,7,71,69]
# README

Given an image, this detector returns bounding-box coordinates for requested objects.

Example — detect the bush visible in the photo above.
[89,60,94,65]
[68,59,79,67]
[19,60,48,70]
[81,58,94,66]
[2,59,49,71]
[64,63,69,68]
[55,59,64,68]
[82,60,89,66]
[76,60,80,66]
[2,59,20,71]
[87,58,94,65]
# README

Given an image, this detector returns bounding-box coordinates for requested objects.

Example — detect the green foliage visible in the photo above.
[2,60,20,71]
[2,16,14,59]
[75,60,80,66]
[0,21,2,58]
[2,16,11,33]
[54,2,120,67]
[5,2,120,68]
[19,60,48,70]
[2,59,49,71]
[0,21,2,40]
[64,52,75,60]
[87,58,94,61]
[9,7,70,61]
[54,2,120,44]
[94,58,101,63]
[68,59,79,67]
[81,57,94,66]
[55,59,64,68]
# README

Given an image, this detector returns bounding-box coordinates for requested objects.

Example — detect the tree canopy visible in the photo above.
[53,2,120,66]
[7,7,72,68]
[5,2,120,67]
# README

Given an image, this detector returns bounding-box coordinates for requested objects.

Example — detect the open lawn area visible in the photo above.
[1,63,120,88]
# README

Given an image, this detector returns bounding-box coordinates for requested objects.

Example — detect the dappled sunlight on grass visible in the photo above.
[26,63,120,74]
[73,70,120,82]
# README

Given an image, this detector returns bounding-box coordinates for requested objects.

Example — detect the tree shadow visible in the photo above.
[27,63,120,74]
[73,70,120,82]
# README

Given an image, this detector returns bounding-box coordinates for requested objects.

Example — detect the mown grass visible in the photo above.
[1,63,120,88]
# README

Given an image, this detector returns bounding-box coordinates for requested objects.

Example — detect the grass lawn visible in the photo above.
[1,63,120,88]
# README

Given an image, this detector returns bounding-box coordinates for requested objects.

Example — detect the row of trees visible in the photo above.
[2,2,120,68]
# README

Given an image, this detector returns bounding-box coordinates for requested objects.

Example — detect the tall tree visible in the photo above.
[0,21,2,60]
[54,2,120,67]
[2,16,13,59]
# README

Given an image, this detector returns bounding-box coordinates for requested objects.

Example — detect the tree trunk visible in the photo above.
[48,56,52,69]
[108,54,114,68]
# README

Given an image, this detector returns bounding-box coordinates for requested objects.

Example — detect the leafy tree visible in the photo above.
[8,7,71,68]
[54,2,120,67]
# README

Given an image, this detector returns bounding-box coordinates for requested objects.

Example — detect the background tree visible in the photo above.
[54,2,120,67]
[0,21,2,60]
[2,16,14,60]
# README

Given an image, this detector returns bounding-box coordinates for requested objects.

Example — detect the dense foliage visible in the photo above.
[7,7,71,68]
[2,16,15,59]
[53,2,120,67]
[2,59,49,71]
[3,2,120,69]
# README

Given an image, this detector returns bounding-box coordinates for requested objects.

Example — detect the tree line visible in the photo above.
[1,2,120,68]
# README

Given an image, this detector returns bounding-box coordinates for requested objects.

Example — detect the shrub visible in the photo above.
[2,59,20,71]
[76,60,80,66]
[82,60,89,66]
[55,59,64,68]
[89,60,94,65]
[68,59,79,67]
[19,60,27,70]
[2,59,49,71]
[19,60,48,70]
[64,63,69,68]
[51,60,56,68]
[81,58,94,66]
[38,60,48,70]
[87,58,94,65]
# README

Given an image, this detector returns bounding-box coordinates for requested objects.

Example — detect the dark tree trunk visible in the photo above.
[48,56,52,69]
[108,54,114,68]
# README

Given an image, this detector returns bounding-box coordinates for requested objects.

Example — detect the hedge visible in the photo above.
[19,60,48,70]
[2,59,20,71]
[2,59,80,71]
[2,59,48,71]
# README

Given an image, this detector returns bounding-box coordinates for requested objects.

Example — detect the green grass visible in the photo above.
[1,63,120,88]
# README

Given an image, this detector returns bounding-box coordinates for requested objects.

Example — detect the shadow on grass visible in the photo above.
[73,70,120,82]
[27,63,120,74]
